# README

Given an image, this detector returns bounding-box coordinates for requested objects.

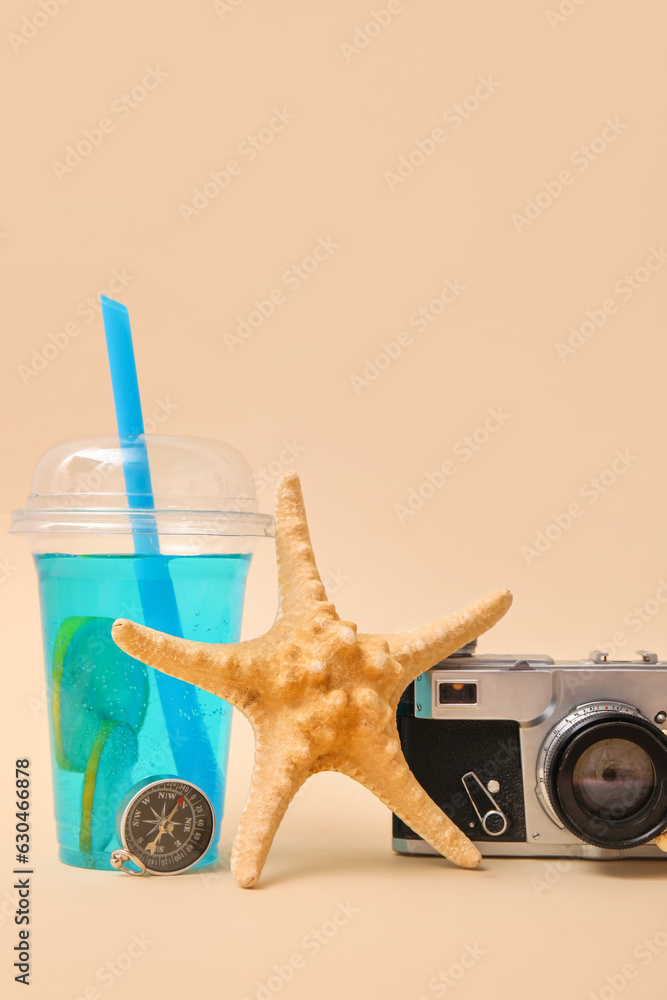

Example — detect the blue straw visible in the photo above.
[101,295,218,795]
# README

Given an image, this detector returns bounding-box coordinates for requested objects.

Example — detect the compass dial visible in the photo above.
[120,779,215,874]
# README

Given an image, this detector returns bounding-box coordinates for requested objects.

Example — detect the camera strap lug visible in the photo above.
[589,650,609,663]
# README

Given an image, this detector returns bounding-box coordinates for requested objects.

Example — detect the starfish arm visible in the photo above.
[349,748,481,869]
[111,618,262,703]
[273,473,331,618]
[383,589,512,684]
[231,739,309,887]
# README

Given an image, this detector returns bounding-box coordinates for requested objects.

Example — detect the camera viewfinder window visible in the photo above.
[438,682,477,706]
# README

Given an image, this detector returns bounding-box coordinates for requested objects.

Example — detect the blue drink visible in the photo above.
[35,552,251,870]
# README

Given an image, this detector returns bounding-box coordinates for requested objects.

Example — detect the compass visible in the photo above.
[110,777,216,876]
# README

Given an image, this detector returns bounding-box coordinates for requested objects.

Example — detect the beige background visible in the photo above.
[2,1,667,997]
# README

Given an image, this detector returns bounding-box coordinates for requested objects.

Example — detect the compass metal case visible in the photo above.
[114,777,216,875]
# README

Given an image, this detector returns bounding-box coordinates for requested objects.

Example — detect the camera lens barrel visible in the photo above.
[538,702,667,850]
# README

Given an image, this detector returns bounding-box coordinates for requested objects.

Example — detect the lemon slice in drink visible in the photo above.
[79,719,138,855]
[52,616,149,772]
[51,616,93,772]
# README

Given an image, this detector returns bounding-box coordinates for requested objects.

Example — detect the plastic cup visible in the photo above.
[11,434,273,871]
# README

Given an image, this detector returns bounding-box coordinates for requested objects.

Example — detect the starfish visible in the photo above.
[112,473,512,887]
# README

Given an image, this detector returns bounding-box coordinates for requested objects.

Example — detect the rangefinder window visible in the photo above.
[438,682,477,706]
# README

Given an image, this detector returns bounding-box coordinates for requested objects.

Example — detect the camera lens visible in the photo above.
[572,739,655,819]
[540,704,667,849]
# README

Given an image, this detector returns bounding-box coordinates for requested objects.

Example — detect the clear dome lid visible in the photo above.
[11,434,274,537]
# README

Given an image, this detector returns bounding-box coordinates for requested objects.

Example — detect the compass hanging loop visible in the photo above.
[110,848,147,876]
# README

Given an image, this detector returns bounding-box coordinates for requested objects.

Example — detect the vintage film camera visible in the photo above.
[394,641,667,858]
